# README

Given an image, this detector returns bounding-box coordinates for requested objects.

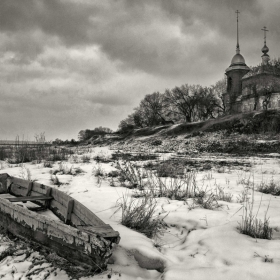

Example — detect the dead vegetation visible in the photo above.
[117,194,167,238]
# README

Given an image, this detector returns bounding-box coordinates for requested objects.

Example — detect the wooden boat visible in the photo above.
[0,173,120,271]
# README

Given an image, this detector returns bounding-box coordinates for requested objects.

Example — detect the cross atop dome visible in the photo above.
[262,26,269,45]
[261,26,270,65]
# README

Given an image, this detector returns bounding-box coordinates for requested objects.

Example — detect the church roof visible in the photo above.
[226,52,250,73]
[231,53,246,66]
[242,64,280,80]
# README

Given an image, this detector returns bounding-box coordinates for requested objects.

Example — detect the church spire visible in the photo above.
[227,9,249,67]
[236,10,240,54]
[261,26,270,65]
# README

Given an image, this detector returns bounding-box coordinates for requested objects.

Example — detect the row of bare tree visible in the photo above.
[78,127,113,141]
[118,79,227,132]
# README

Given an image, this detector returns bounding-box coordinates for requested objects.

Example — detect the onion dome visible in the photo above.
[226,51,250,73]
[262,44,269,55]
[231,53,246,66]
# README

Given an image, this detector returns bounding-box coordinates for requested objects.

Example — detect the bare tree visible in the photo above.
[34,132,46,143]
[259,76,278,110]
[196,87,222,120]
[164,84,201,123]
[139,92,167,126]
[211,78,227,115]
[118,114,135,133]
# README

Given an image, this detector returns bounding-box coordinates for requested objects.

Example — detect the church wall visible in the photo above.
[241,92,280,112]
[268,93,280,109]
[241,97,258,112]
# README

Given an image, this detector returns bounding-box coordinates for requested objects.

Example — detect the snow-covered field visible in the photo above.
[1,146,280,280]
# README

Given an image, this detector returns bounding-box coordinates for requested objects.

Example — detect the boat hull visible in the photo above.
[0,173,120,271]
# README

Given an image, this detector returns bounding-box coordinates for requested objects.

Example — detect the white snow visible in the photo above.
[1,147,280,279]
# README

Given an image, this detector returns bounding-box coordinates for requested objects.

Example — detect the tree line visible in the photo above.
[78,127,113,141]
[118,79,227,133]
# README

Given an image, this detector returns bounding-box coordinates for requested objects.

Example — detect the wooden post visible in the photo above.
[0,173,9,194]
[45,187,52,209]
[26,181,33,196]
[66,199,74,225]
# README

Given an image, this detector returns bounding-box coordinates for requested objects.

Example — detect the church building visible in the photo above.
[223,11,280,113]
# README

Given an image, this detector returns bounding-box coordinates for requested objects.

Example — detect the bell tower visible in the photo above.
[225,10,250,113]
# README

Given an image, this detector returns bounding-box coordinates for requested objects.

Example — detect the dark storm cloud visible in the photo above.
[0,0,95,45]
[0,0,276,77]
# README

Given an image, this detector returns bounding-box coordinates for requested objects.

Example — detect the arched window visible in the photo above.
[227,77,232,91]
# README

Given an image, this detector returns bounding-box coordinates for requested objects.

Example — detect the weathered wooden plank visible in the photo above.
[47,223,75,245]
[0,173,9,194]
[0,197,88,241]
[26,181,33,196]
[51,188,71,207]
[45,188,52,209]
[9,177,30,189]
[77,225,120,239]
[28,206,47,212]
[72,200,105,227]
[10,184,28,197]
[29,190,46,197]
[65,199,74,224]
[7,195,53,202]
[0,211,107,271]
[49,199,67,221]
[32,182,50,195]
[70,212,86,226]
[0,173,9,179]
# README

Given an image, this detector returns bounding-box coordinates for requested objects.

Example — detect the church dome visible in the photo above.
[231,53,246,65]
[261,44,269,54]
[226,52,250,73]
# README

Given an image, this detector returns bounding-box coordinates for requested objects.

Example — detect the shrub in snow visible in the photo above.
[238,188,273,240]
[43,161,53,168]
[116,161,145,189]
[50,174,62,186]
[257,179,280,196]
[193,190,221,210]
[117,194,167,238]
[81,154,91,163]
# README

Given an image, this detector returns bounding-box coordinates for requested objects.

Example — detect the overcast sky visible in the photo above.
[0,0,279,140]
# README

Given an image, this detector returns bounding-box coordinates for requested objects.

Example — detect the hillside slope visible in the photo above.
[125,109,280,138]
[102,110,280,156]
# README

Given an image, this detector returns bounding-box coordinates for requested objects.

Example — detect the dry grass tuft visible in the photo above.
[144,171,197,200]
[117,194,167,238]
[116,161,145,189]
[257,178,280,196]
[238,187,273,240]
